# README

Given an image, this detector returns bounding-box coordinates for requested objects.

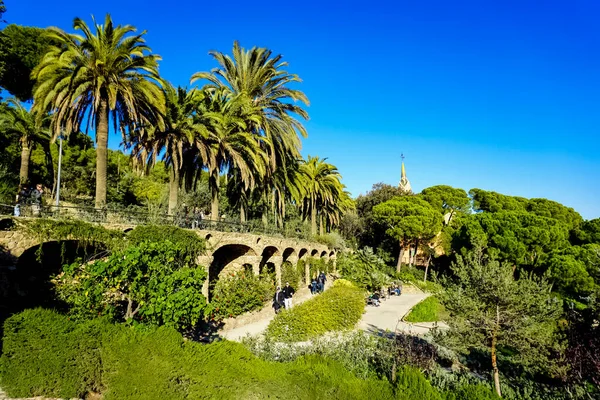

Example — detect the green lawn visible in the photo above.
[403,296,448,323]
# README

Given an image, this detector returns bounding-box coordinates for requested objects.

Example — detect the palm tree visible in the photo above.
[299,156,344,235]
[191,41,309,223]
[32,14,165,208]
[131,84,203,214]
[197,88,266,221]
[0,99,51,185]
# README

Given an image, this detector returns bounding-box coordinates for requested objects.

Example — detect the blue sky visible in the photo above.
[6,0,600,219]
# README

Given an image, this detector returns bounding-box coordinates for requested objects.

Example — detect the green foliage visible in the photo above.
[337,248,392,291]
[313,232,346,249]
[126,224,206,262]
[0,308,107,398]
[575,218,600,245]
[210,270,274,319]
[2,309,450,400]
[0,25,56,101]
[266,281,365,341]
[281,260,302,291]
[404,296,446,323]
[55,240,208,331]
[436,248,564,382]
[421,185,470,221]
[373,196,442,244]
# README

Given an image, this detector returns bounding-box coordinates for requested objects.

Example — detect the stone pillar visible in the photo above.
[271,256,283,286]
[305,258,310,285]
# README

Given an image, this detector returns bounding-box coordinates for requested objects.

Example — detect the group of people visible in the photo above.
[14,183,44,217]
[310,271,327,295]
[273,282,295,313]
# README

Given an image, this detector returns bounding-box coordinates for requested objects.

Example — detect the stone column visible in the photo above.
[197,255,213,300]
[270,255,284,286]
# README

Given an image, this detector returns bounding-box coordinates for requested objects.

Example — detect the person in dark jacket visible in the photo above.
[282,282,295,309]
[311,277,317,294]
[318,271,327,293]
[273,287,285,313]
[30,184,44,217]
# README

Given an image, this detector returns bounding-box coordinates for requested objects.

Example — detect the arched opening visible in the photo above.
[298,248,308,260]
[320,251,327,258]
[282,247,296,262]
[310,249,319,257]
[260,246,279,275]
[205,234,212,241]
[123,228,133,233]
[5,240,105,318]
[208,244,257,300]
[329,251,335,257]
[0,218,15,231]
[256,237,262,245]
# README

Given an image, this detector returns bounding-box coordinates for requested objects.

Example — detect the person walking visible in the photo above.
[311,277,317,295]
[282,282,295,309]
[273,286,285,314]
[30,183,44,217]
[318,271,327,293]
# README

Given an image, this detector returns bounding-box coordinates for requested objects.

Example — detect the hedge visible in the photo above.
[0,308,454,400]
[265,280,365,342]
[403,296,447,323]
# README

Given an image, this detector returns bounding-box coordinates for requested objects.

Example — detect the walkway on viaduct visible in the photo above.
[0,217,336,299]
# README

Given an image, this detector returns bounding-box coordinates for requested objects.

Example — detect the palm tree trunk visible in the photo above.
[240,202,246,223]
[41,141,55,196]
[311,196,317,235]
[210,172,219,221]
[19,138,31,184]
[95,98,109,208]
[319,214,324,236]
[168,167,179,215]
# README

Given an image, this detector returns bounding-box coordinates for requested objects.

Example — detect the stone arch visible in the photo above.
[298,248,308,260]
[310,249,319,257]
[259,245,279,275]
[205,234,212,241]
[320,250,328,258]
[329,251,335,257]
[123,227,134,233]
[282,247,296,262]
[208,244,258,300]
[0,217,15,231]
[256,237,262,245]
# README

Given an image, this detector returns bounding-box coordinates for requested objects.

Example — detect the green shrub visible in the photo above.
[404,296,447,323]
[395,366,443,400]
[313,232,346,250]
[337,249,392,291]
[210,270,274,319]
[126,224,206,262]
[281,260,302,290]
[443,384,500,400]
[0,309,107,398]
[266,281,365,341]
[1,309,448,400]
[55,240,209,331]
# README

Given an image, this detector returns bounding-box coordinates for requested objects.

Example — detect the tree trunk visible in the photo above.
[19,138,31,184]
[492,304,502,397]
[424,255,431,282]
[95,98,109,208]
[319,214,324,236]
[43,141,55,196]
[210,172,219,222]
[396,241,404,272]
[168,167,179,215]
[311,196,317,235]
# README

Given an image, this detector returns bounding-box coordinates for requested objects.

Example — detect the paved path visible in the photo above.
[359,293,438,336]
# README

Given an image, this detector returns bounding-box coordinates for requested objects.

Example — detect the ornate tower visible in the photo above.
[399,154,412,193]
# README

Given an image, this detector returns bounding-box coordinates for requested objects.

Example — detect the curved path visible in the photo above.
[221,288,440,342]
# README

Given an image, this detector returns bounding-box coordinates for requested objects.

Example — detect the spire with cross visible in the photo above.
[399,153,412,193]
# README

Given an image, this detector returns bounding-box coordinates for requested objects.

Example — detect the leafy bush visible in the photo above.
[210,270,274,319]
[396,266,442,292]
[1,309,451,400]
[404,296,447,323]
[313,232,346,250]
[54,240,209,331]
[126,224,206,262]
[337,248,392,291]
[266,280,365,341]
[0,308,108,398]
[395,366,443,400]
[282,260,303,290]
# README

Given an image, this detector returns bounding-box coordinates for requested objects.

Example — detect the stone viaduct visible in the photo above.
[0,218,336,299]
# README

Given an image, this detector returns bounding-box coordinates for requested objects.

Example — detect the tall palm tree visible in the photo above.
[197,88,266,221]
[32,14,165,208]
[299,156,344,235]
[191,41,309,223]
[131,84,204,214]
[0,98,51,185]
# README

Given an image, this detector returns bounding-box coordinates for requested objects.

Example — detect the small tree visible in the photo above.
[436,248,563,397]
